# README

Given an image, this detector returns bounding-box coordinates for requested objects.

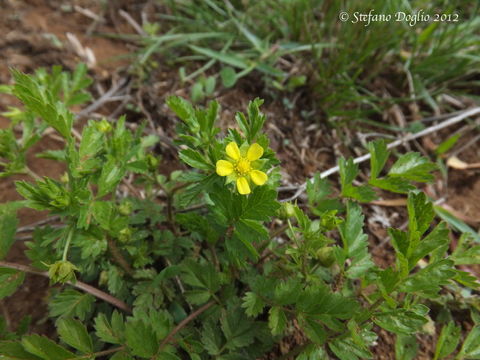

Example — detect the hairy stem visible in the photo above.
[0,260,132,313]
[154,300,216,357]
[107,237,134,276]
[62,226,75,261]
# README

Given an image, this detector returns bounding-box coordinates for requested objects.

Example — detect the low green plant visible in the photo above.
[1,67,480,360]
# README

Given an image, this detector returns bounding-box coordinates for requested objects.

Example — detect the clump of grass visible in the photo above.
[122,0,479,122]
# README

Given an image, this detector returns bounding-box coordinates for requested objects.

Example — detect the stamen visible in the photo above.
[235,158,251,176]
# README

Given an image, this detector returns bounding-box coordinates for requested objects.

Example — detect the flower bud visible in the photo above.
[146,154,159,170]
[60,172,69,183]
[278,202,295,219]
[47,260,78,284]
[315,247,335,267]
[96,119,112,133]
[118,227,132,243]
[99,270,109,286]
[118,201,133,216]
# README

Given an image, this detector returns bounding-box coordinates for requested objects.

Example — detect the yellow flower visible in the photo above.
[216,141,268,195]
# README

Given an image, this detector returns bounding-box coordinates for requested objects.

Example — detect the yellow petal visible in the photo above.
[250,170,268,185]
[226,142,241,160]
[216,160,234,176]
[236,177,251,195]
[247,143,264,161]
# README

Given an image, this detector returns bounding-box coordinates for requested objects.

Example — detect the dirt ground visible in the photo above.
[0,1,479,359]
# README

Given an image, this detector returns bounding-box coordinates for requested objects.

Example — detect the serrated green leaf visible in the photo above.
[339,157,358,190]
[434,322,460,360]
[94,312,125,345]
[166,96,196,129]
[241,292,265,317]
[369,177,414,193]
[0,203,19,259]
[12,70,73,139]
[179,149,212,170]
[242,186,279,222]
[299,316,327,345]
[79,124,103,161]
[221,307,255,350]
[389,152,436,182]
[0,341,41,360]
[338,202,366,256]
[268,307,287,336]
[0,268,25,299]
[49,289,94,320]
[373,309,428,335]
[125,320,158,358]
[452,244,480,265]
[368,140,390,180]
[389,228,409,259]
[56,318,93,353]
[338,202,374,278]
[339,158,376,202]
[409,222,450,267]
[401,259,456,296]
[181,260,221,304]
[395,335,419,360]
[274,279,302,306]
[306,173,331,205]
[182,260,221,293]
[184,289,211,305]
[296,345,328,360]
[95,314,121,344]
[176,213,219,244]
[454,269,480,289]
[407,192,435,242]
[97,159,125,197]
[233,219,267,259]
[329,336,373,360]
[21,335,75,360]
[110,351,134,360]
[343,185,377,202]
[91,201,113,230]
[458,326,480,359]
[296,285,358,319]
[201,320,223,356]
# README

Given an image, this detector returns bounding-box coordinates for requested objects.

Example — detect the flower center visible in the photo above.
[235,158,251,176]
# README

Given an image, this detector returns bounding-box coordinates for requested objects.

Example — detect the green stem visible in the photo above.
[62,226,75,261]
[25,166,42,180]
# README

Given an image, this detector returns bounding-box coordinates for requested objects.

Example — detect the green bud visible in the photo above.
[118,227,132,243]
[146,154,159,170]
[316,247,335,267]
[60,172,69,183]
[278,202,295,219]
[96,119,112,133]
[118,201,133,216]
[99,270,109,286]
[50,195,70,209]
[47,260,78,284]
